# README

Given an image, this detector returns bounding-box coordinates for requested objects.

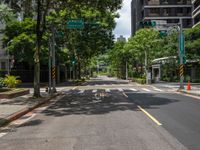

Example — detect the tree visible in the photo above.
[108,41,128,78]
[185,24,200,60]
[0,3,15,23]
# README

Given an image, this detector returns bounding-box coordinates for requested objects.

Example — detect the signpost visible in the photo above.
[67,19,84,29]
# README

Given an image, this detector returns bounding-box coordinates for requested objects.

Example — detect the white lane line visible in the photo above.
[118,88,123,92]
[153,87,163,92]
[0,133,7,138]
[105,89,110,92]
[130,88,137,92]
[137,105,162,126]
[78,90,85,94]
[92,90,97,93]
[142,88,151,92]
[123,92,128,98]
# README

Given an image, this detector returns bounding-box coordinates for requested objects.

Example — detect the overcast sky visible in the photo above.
[114,0,132,40]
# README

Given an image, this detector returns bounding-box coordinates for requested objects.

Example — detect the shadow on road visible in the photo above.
[41,92,179,117]
[126,93,179,109]
[18,119,43,128]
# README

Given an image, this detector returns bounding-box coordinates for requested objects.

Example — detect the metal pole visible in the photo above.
[179,19,184,89]
[48,39,52,95]
[145,50,148,84]
[73,64,75,80]
[52,27,57,93]
[7,50,10,75]
[126,61,128,80]
[70,67,72,80]
[6,41,12,75]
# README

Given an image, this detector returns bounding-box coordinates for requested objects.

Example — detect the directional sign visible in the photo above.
[67,19,84,29]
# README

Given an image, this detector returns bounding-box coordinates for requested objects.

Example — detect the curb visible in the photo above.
[0,93,59,127]
[179,90,200,97]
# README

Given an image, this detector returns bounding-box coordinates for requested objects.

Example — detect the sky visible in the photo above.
[114,0,132,40]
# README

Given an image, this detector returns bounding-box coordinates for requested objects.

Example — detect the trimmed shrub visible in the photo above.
[132,78,146,84]
[0,77,5,88]
[4,75,21,88]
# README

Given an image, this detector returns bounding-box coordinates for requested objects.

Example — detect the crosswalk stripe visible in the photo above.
[105,89,110,92]
[130,88,137,92]
[92,90,97,93]
[142,88,151,92]
[153,87,163,92]
[118,88,123,92]
[78,90,85,94]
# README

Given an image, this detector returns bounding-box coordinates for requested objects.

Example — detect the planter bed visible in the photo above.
[0,89,30,99]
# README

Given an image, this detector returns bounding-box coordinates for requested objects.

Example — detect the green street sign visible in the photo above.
[140,21,156,28]
[67,19,84,29]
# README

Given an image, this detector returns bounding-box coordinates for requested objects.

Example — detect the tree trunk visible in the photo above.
[33,0,41,98]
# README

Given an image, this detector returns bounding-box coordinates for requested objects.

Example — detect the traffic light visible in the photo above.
[140,21,156,28]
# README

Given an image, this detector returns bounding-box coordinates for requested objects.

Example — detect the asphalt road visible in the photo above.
[0,76,199,150]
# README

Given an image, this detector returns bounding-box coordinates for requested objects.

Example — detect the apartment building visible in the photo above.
[192,0,200,27]
[131,0,193,35]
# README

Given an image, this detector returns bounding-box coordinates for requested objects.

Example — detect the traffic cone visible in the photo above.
[187,80,191,91]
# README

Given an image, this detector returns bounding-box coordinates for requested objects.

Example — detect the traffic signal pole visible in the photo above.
[48,38,52,95]
[179,19,185,90]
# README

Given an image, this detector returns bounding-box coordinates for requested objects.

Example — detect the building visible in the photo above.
[131,0,193,35]
[0,0,32,71]
[192,0,200,27]
[117,35,126,42]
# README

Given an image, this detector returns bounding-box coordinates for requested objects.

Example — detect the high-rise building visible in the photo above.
[131,0,193,35]
[117,35,126,42]
[192,0,200,27]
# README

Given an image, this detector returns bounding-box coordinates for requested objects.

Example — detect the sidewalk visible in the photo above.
[0,92,58,127]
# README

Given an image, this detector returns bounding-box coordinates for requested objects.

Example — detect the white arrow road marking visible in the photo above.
[142,88,151,92]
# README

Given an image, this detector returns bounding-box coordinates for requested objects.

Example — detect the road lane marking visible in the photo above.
[130,88,137,92]
[105,89,110,92]
[142,88,151,92]
[118,88,123,92]
[137,105,162,126]
[0,132,7,138]
[123,92,128,98]
[13,113,36,125]
[152,87,163,92]
[78,90,85,94]
[72,87,77,90]
[92,90,97,93]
